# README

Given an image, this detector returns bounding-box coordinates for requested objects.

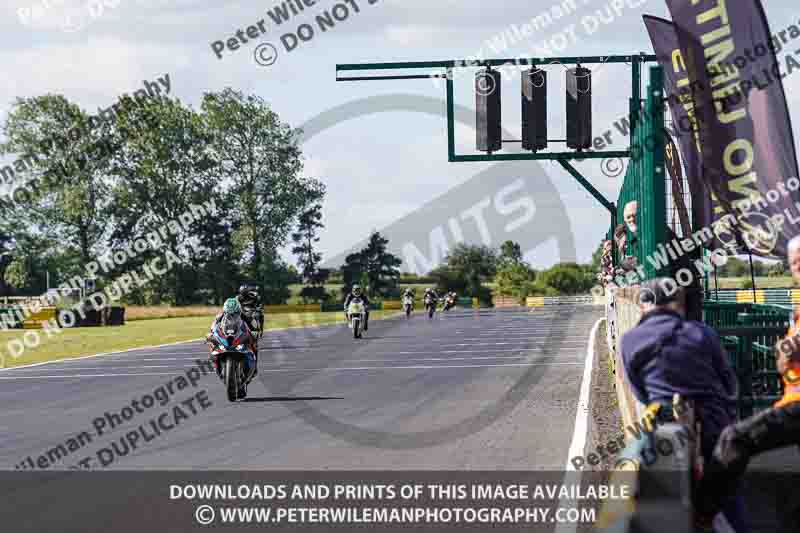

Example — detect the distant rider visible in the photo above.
[206,298,259,380]
[443,291,457,311]
[344,284,370,331]
[423,287,439,309]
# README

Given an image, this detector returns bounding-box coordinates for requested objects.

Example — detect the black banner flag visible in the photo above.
[663,0,800,257]
[644,15,717,244]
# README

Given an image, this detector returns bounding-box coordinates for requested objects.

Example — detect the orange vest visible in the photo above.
[776,310,800,408]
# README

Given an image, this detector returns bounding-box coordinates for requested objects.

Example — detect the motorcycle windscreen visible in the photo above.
[221,314,243,337]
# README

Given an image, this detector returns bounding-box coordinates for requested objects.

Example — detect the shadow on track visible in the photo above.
[242,396,344,403]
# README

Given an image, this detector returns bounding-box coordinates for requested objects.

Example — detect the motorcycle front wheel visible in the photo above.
[224,358,240,402]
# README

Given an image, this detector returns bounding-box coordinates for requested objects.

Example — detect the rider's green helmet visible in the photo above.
[223,297,241,315]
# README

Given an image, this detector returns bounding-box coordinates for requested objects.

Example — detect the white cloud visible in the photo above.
[0,36,186,110]
[383,24,454,47]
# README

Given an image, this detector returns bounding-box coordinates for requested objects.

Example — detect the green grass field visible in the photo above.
[0,310,397,369]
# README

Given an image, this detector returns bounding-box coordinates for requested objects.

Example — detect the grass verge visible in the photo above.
[0,311,397,369]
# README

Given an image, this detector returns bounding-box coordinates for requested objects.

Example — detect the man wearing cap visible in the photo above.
[621,278,739,453]
[620,278,746,530]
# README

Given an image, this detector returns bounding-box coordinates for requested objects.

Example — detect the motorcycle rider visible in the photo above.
[206,297,258,381]
[443,291,457,311]
[344,284,370,331]
[423,287,439,309]
[402,288,415,307]
[236,284,264,338]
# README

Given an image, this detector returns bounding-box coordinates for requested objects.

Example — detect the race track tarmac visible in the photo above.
[0,306,602,470]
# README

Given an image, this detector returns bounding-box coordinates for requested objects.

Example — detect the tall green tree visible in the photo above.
[291,204,324,282]
[538,263,594,295]
[495,260,537,300]
[428,265,468,294]
[0,201,18,295]
[107,96,217,304]
[195,191,241,304]
[202,89,324,288]
[259,257,298,305]
[440,244,497,301]
[292,204,330,302]
[499,240,523,264]
[341,231,402,298]
[1,95,111,266]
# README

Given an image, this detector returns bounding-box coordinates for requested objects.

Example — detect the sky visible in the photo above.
[2,0,800,272]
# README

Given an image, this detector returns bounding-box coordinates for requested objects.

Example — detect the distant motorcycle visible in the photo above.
[207,315,257,402]
[402,294,414,318]
[442,294,456,312]
[346,297,367,338]
[424,294,436,319]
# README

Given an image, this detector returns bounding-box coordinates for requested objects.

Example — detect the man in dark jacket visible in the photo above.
[620,278,746,531]
[622,278,738,447]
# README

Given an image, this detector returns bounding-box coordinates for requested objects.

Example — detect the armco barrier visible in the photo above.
[22,307,57,329]
[526,295,597,307]
[707,287,800,305]
[494,295,520,308]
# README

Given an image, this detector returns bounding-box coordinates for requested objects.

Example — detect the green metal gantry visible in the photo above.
[336,53,659,259]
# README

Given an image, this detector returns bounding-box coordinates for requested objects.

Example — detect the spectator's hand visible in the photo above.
[775,336,800,376]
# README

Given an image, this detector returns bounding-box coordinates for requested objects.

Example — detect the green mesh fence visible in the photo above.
[612,66,666,281]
